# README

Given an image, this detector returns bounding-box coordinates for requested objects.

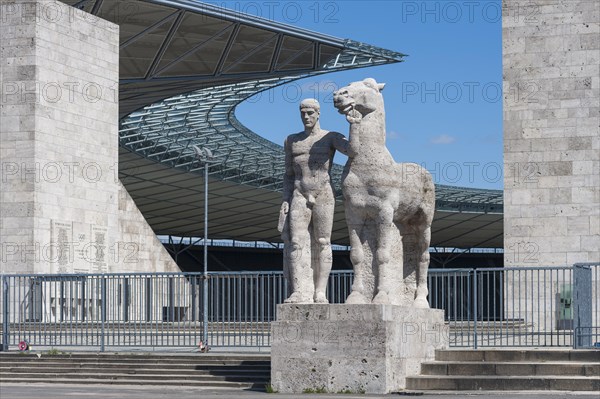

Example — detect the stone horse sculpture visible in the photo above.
[333,78,435,308]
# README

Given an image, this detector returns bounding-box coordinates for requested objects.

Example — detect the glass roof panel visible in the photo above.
[120,16,175,79]
[276,36,314,70]
[223,26,277,73]
[98,0,176,44]
[156,13,233,75]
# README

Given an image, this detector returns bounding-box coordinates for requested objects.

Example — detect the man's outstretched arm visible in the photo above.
[331,131,355,157]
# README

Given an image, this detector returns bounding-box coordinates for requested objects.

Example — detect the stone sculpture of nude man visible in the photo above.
[279,99,348,303]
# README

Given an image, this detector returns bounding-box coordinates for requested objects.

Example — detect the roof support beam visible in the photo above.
[145,10,186,80]
[91,0,103,14]
[120,10,180,50]
[73,0,92,10]
[221,34,278,74]
[274,41,314,71]
[155,23,236,76]
[214,23,241,77]
[269,34,284,73]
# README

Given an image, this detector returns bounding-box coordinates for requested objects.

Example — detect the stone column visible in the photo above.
[503,0,599,340]
[1,0,120,274]
[1,0,180,276]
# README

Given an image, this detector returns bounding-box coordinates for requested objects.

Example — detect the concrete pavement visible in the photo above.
[1,383,599,399]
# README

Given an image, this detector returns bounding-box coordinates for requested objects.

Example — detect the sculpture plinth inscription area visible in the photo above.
[271,304,447,394]
[51,221,72,274]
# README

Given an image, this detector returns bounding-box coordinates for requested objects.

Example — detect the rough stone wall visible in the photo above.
[0,0,179,275]
[503,0,600,267]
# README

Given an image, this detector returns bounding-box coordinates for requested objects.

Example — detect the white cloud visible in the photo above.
[429,134,456,145]
[387,130,401,140]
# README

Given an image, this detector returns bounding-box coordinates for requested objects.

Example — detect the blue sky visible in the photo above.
[219,1,503,189]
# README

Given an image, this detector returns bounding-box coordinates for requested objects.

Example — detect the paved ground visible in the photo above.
[1,384,598,399]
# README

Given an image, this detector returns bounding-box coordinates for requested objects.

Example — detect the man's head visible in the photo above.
[300,98,320,129]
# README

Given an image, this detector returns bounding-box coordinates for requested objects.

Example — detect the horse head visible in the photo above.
[333,78,386,123]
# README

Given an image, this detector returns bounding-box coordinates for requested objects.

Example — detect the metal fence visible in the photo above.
[428,263,599,348]
[1,264,598,351]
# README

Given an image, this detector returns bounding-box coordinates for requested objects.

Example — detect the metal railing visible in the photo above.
[429,264,599,348]
[1,264,597,351]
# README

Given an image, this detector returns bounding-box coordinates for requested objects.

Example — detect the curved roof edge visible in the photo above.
[120,77,503,214]
[61,0,503,247]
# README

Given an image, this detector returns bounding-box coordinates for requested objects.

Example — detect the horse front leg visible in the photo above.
[345,208,369,304]
[414,225,431,308]
[372,205,397,304]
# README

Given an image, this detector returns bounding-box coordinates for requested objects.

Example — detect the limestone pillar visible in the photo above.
[0,0,179,275]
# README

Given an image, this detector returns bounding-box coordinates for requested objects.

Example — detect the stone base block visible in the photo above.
[271,304,447,394]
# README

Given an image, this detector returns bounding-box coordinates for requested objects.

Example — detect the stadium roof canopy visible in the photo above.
[64,0,503,249]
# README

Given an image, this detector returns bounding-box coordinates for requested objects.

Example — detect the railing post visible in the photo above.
[191,276,197,322]
[2,276,9,351]
[123,277,129,322]
[100,275,106,352]
[59,279,65,322]
[473,269,478,350]
[203,273,208,346]
[81,278,86,321]
[169,277,175,322]
[145,277,152,322]
[573,263,592,349]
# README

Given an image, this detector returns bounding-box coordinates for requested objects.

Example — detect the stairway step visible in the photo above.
[435,349,600,362]
[0,366,269,376]
[406,376,600,391]
[0,371,269,382]
[420,361,600,377]
[0,352,271,364]
[0,359,270,369]
[0,361,269,369]
[0,377,261,388]
[0,353,270,388]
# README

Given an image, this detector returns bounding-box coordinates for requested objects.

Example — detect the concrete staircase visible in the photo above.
[0,352,270,389]
[406,349,600,391]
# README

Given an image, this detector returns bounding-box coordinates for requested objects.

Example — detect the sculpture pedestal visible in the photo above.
[271,304,447,394]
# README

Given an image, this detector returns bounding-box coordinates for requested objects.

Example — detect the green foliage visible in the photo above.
[302,386,327,394]
[265,383,278,393]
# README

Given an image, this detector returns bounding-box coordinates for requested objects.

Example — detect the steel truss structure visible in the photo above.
[60,0,503,248]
